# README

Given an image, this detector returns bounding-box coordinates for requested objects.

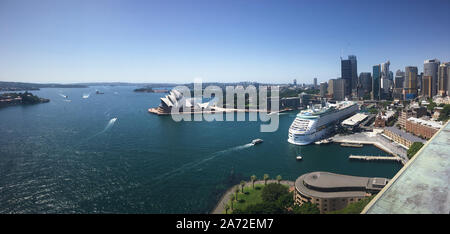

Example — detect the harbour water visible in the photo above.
[0,86,402,213]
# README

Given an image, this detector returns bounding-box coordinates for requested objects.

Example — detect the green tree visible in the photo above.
[223,203,230,214]
[438,104,450,122]
[234,186,240,201]
[230,196,235,210]
[292,202,320,214]
[250,175,257,189]
[263,174,269,185]
[261,183,288,203]
[240,180,246,193]
[407,142,424,159]
[276,175,282,184]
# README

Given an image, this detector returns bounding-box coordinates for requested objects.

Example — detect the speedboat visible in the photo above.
[251,139,263,145]
[296,155,303,160]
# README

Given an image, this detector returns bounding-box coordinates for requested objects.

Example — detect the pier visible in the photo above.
[349,155,404,163]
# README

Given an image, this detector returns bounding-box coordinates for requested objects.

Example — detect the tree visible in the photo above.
[234,186,240,201]
[223,203,230,214]
[292,202,320,214]
[261,183,288,203]
[240,180,246,193]
[263,174,269,185]
[250,175,257,189]
[438,104,450,122]
[407,142,424,159]
[276,175,282,184]
[230,196,235,210]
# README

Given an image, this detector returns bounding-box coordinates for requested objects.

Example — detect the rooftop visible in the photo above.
[363,121,450,214]
[407,117,443,129]
[342,113,368,126]
[384,126,426,143]
[295,172,388,199]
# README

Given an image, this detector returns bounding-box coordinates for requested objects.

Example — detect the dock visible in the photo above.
[349,155,403,163]
[340,143,363,147]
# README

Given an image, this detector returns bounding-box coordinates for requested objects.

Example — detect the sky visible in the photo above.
[0,0,449,84]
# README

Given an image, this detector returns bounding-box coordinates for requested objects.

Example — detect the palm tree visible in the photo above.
[276,175,282,184]
[240,181,246,193]
[263,174,269,185]
[234,186,240,201]
[230,196,235,210]
[251,175,257,189]
[224,203,230,214]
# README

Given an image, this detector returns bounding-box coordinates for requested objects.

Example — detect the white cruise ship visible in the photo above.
[288,101,358,145]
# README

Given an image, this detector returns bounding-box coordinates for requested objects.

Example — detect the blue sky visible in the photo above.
[0,0,449,84]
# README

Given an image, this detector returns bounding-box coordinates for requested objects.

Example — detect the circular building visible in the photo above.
[294,171,389,213]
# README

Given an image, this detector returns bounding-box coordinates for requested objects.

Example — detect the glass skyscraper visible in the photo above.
[372,65,381,100]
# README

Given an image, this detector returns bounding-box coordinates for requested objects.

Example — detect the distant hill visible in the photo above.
[0,82,88,91]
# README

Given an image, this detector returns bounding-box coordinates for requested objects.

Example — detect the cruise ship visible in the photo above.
[288,101,358,145]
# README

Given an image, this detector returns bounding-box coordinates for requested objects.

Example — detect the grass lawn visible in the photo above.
[225,183,289,214]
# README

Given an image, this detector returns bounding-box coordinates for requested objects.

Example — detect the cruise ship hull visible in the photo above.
[287,102,358,145]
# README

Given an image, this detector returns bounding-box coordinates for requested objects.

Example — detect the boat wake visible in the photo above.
[79,118,118,143]
[152,143,254,183]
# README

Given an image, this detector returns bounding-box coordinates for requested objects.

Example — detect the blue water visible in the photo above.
[0,87,402,213]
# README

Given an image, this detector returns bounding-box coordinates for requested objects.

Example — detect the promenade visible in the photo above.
[211,180,294,214]
[332,131,408,164]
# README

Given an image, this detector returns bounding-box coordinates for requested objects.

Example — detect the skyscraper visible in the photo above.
[372,65,381,100]
[438,62,449,96]
[404,66,418,100]
[293,79,297,86]
[422,76,432,97]
[333,78,346,101]
[424,59,440,96]
[380,60,391,98]
[341,55,357,97]
[393,70,405,100]
[319,82,328,98]
[313,77,318,89]
[359,72,372,99]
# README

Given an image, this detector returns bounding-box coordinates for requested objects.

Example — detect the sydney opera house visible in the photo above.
[148,89,212,115]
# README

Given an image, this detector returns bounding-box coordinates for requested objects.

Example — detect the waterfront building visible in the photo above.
[372,65,381,100]
[341,55,357,97]
[438,62,450,96]
[404,66,418,100]
[294,172,389,213]
[424,59,440,97]
[405,117,443,139]
[341,113,368,131]
[319,82,328,98]
[383,126,425,148]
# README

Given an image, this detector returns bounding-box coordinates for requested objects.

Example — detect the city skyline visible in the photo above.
[0,0,449,84]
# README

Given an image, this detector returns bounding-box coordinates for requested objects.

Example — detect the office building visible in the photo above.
[341,55,357,97]
[372,65,381,100]
[333,78,346,101]
[313,78,318,89]
[384,127,425,148]
[424,59,440,96]
[438,62,450,96]
[422,76,432,97]
[406,117,443,139]
[380,61,391,96]
[319,82,328,98]
[359,72,372,98]
[404,66,418,100]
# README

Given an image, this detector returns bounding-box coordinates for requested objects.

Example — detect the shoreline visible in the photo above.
[148,107,294,115]
[211,179,295,214]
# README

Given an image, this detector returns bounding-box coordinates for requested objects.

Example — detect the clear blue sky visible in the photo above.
[0,0,449,84]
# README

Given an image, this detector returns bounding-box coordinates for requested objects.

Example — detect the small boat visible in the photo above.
[251,139,263,145]
[296,155,303,160]
[96,90,104,94]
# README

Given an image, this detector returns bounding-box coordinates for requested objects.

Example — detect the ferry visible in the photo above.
[288,101,358,145]
[251,139,263,145]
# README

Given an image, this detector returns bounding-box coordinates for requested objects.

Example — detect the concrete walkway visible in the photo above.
[332,132,408,164]
[211,180,294,214]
